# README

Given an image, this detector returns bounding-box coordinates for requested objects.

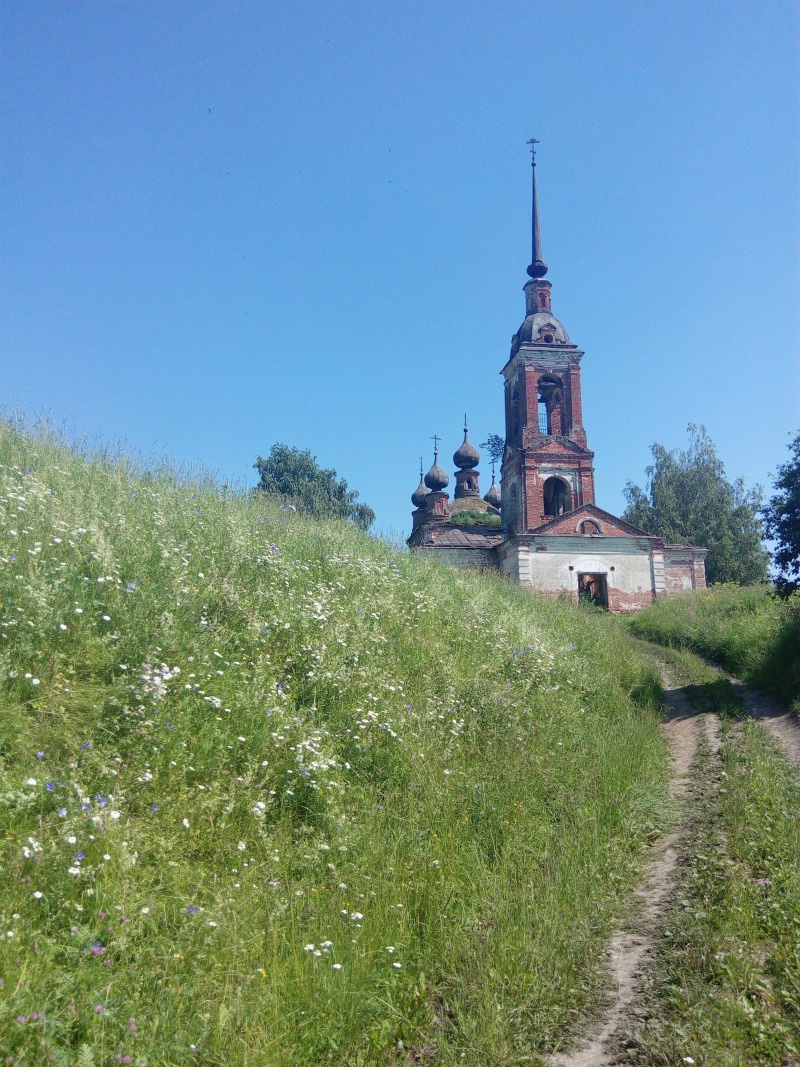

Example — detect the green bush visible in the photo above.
[629,585,800,707]
[449,510,501,527]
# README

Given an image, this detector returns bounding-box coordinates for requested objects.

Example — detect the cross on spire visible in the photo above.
[430,433,441,455]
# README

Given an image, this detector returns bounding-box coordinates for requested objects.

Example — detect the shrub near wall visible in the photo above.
[630,585,800,708]
[0,422,668,1065]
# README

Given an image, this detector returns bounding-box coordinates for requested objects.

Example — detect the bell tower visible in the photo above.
[500,141,595,534]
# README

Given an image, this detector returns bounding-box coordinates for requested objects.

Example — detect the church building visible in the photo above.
[407,145,706,612]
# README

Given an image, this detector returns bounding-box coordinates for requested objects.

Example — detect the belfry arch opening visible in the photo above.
[543,476,571,516]
[537,374,564,435]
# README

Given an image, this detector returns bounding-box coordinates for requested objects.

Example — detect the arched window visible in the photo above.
[543,476,570,516]
[578,519,602,535]
[537,375,564,435]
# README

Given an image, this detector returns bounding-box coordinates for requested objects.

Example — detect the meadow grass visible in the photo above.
[0,422,669,1065]
[628,585,800,708]
[616,653,800,1066]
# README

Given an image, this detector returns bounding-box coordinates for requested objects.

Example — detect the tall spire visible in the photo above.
[526,138,548,280]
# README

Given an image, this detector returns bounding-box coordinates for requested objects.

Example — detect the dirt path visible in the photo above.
[547,674,718,1067]
[547,665,797,1066]
[728,679,800,765]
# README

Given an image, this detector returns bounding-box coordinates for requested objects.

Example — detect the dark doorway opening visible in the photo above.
[543,476,571,516]
[577,572,608,610]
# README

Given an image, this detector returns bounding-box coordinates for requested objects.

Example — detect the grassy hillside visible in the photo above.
[0,423,668,1066]
[629,585,800,708]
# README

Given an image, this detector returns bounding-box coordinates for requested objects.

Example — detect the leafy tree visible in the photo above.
[762,431,800,594]
[480,434,505,465]
[253,444,375,530]
[622,424,769,585]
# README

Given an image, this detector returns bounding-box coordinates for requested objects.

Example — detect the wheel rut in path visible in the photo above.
[547,671,718,1067]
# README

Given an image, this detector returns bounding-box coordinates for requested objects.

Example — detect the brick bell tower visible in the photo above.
[500,141,595,535]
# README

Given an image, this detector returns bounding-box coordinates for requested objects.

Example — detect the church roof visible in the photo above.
[512,310,572,349]
[428,527,503,549]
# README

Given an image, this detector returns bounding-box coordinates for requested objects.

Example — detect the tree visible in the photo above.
[762,431,800,594]
[480,434,505,466]
[253,444,375,530]
[622,424,769,585]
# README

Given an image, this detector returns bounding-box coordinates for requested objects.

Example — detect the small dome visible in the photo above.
[453,425,480,470]
[484,476,501,509]
[511,311,571,355]
[411,466,429,509]
[424,451,449,492]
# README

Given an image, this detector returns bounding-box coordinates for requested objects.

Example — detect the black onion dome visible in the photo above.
[411,467,429,508]
[424,451,449,491]
[484,476,501,508]
[453,427,480,470]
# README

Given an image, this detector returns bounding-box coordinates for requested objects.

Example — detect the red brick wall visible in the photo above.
[607,587,656,613]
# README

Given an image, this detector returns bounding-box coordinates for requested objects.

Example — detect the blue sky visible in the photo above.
[2,0,798,539]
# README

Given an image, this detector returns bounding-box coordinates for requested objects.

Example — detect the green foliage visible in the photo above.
[449,510,501,527]
[629,585,800,708]
[253,443,375,529]
[762,430,800,594]
[0,420,669,1065]
[479,434,504,466]
[623,424,769,585]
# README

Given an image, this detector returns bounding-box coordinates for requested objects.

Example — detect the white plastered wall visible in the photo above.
[501,542,656,596]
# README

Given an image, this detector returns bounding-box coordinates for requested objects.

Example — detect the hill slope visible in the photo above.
[0,424,668,1065]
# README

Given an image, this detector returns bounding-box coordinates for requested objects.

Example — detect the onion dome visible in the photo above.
[484,468,501,509]
[424,443,449,491]
[453,416,480,470]
[411,458,429,508]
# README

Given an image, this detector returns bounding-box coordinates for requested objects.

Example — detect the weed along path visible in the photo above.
[727,678,800,765]
[548,670,716,1067]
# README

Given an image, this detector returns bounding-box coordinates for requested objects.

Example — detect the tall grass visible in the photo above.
[629,585,800,708]
[0,422,668,1065]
